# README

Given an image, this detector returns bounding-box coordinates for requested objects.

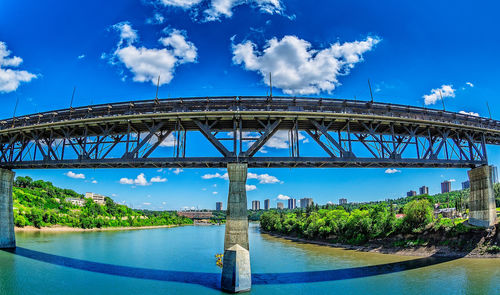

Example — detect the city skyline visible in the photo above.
[2,0,500,210]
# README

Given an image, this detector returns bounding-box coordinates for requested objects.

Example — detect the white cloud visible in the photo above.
[77,54,85,59]
[212,191,218,195]
[91,180,98,184]
[276,194,290,200]
[465,82,474,88]
[147,13,166,24]
[204,0,283,21]
[385,168,401,174]
[119,173,151,186]
[232,36,380,95]
[201,172,228,180]
[160,0,202,8]
[0,41,37,93]
[157,0,284,21]
[162,201,167,205]
[201,171,280,184]
[266,130,306,149]
[151,176,167,183]
[110,23,197,86]
[423,85,455,105]
[143,202,152,205]
[172,168,184,174]
[246,184,257,191]
[247,172,280,184]
[459,110,479,117]
[449,179,456,182]
[65,171,85,179]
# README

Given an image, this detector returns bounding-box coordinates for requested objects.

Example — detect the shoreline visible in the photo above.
[261,231,500,259]
[15,224,187,232]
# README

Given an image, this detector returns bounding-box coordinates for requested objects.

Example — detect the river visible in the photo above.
[0,223,498,294]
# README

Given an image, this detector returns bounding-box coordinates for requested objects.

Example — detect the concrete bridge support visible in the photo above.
[0,168,15,248]
[221,163,251,293]
[468,165,497,228]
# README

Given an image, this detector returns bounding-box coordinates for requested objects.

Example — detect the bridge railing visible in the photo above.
[0,96,499,134]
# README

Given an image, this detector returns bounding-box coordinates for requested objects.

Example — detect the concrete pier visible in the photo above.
[224,163,249,251]
[468,165,497,228]
[222,163,251,293]
[0,168,15,248]
[221,244,251,293]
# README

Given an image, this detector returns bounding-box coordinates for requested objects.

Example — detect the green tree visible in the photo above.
[402,199,433,231]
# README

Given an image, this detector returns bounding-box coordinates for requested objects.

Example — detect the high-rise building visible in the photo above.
[492,165,498,184]
[462,180,470,190]
[287,198,296,209]
[251,200,260,210]
[300,198,313,208]
[441,180,452,193]
[407,190,417,197]
[339,198,347,205]
[277,202,284,209]
[216,202,223,211]
[419,186,429,195]
[264,199,270,210]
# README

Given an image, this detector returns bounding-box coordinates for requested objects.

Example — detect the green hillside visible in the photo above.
[12,176,193,229]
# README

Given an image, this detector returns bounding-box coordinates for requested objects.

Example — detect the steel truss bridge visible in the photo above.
[1,96,500,169]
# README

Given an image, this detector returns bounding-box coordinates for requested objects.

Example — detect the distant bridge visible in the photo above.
[177,211,213,219]
[1,96,499,169]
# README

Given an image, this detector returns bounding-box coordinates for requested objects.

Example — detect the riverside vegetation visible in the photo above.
[260,185,500,255]
[12,176,193,229]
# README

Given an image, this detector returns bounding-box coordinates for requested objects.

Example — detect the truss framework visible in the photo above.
[0,115,489,169]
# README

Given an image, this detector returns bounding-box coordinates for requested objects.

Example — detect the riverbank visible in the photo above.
[261,227,500,259]
[15,224,186,232]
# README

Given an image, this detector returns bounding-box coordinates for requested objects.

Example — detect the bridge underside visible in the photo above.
[0,157,486,169]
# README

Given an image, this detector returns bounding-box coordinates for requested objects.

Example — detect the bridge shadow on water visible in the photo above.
[2,247,465,290]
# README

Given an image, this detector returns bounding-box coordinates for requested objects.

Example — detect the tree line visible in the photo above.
[13,176,193,229]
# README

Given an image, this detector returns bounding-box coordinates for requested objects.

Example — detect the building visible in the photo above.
[434,208,457,219]
[287,198,296,209]
[85,192,106,205]
[339,198,347,205]
[264,199,270,210]
[216,202,223,211]
[462,180,470,190]
[407,190,417,197]
[300,198,313,208]
[277,202,284,209]
[419,186,429,195]
[441,180,452,193]
[493,165,498,184]
[66,198,85,207]
[251,200,260,210]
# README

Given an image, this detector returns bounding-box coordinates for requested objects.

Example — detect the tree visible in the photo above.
[402,199,433,231]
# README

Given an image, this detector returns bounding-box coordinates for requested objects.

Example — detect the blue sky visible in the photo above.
[1,0,500,210]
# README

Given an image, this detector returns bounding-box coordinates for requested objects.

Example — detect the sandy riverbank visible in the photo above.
[15,224,184,232]
[261,231,500,259]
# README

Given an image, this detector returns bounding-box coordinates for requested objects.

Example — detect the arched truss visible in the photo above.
[0,96,499,169]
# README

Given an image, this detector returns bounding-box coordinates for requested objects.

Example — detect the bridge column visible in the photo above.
[0,168,15,248]
[468,165,497,228]
[221,163,251,293]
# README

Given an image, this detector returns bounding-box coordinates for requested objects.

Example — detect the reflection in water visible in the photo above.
[2,247,462,288]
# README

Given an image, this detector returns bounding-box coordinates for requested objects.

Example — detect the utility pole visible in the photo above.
[269,72,273,98]
[486,101,492,119]
[12,95,19,128]
[368,79,374,103]
[70,86,76,109]
[439,90,445,111]
[155,75,160,104]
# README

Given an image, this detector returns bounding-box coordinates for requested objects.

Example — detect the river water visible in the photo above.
[0,223,498,295]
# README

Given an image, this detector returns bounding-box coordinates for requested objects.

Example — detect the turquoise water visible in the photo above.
[0,223,498,295]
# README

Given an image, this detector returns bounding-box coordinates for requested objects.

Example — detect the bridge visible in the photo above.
[0,96,499,292]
